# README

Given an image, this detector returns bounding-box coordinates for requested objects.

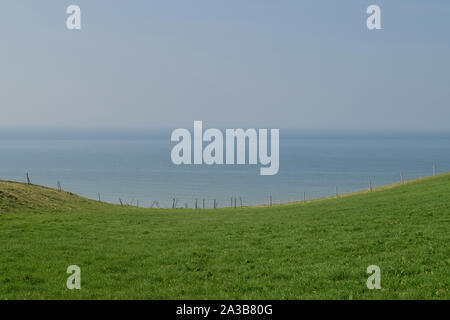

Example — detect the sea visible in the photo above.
[1,128,449,208]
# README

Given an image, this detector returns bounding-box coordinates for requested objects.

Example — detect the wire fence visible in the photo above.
[21,164,442,209]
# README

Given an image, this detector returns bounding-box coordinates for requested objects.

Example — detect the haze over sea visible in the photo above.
[1,129,449,208]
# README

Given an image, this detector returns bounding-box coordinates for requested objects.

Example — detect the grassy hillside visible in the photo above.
[0,175,449,299]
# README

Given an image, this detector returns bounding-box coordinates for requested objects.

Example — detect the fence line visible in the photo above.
[20,164,444,209]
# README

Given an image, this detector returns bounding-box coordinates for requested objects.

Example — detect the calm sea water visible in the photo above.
[1,129,449,208]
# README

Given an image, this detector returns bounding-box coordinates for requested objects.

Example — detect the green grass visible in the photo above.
[0,174,449,299]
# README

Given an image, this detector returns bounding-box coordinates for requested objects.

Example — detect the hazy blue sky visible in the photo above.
[1,0,449,129]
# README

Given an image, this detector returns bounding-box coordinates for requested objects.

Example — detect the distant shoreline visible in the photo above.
[1,128,450,140]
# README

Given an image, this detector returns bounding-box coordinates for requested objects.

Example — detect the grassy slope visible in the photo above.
[0,175,449,299]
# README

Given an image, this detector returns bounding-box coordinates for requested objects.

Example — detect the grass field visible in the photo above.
[0,174,449,299]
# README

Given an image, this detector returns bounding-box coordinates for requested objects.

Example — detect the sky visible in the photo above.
[1,0,450,130]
